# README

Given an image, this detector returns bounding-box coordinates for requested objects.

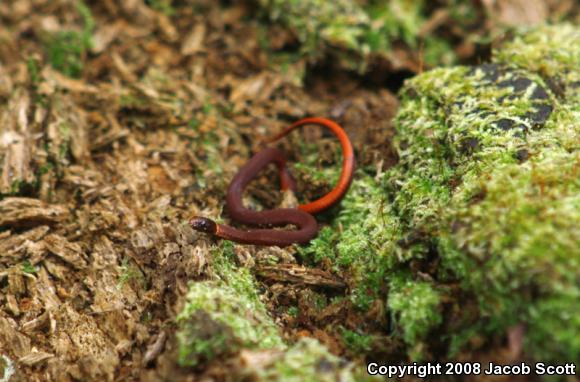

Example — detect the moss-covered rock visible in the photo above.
[390,23,579,361]
[258,0,459,70]
[302,23,579,362]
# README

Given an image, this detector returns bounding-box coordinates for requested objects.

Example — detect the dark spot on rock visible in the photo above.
[456,65,553,139]
[498,76,533,92]
[544,77,566,98]
[494,119,528,136]
[515,149,529,162]
[498,94,519,104]
[530,85,549,101]
[496,118,515,131]
[525,103,553,127]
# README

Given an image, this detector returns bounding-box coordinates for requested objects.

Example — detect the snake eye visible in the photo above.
[189,217,217,234]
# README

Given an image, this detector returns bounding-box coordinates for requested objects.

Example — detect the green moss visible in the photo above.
[176,244,284,367]
[527,289,580,361]
[258,0,458,71]
[299,226,337,265]
[387,272,441,358]
[177,280,285,367]
[302,172,403,311]
[119,93,148,108]
[341,328,373,353]
[211,243,272,312]
[442,152,580,361]
[261,0,367,55]
[287,306,299,317]
[45,1,94,78]
[26,57,41,86]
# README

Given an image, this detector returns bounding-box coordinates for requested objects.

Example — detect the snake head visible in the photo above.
[189,217,218,234]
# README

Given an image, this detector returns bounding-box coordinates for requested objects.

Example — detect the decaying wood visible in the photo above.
[0,90,35,194]
[0,225,49,264]
[255,264,346,290]
[34,267,62,313]
[21,311,51,333]
[18,351,55,366]
[0,316,31,358]
[0,198,68,228]
[43,234,87,270]
[142,331,167,366]
[51,303,119,380]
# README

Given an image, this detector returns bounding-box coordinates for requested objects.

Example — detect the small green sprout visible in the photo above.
[21,260,37,274]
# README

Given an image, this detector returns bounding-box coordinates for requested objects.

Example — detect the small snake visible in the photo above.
[189,117,355,246]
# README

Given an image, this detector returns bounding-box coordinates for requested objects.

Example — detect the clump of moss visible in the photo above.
[439,151,579,360]
[302,172,442,349]
[258,0,458,70]
[177,245,284,367]
[341,328,373,354]
[388,272,441,359]
[300,173,402,311]
[45,2,94,78]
